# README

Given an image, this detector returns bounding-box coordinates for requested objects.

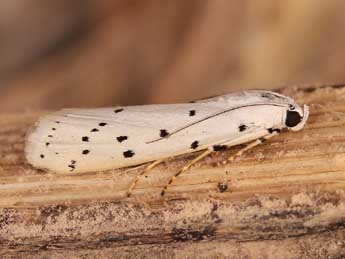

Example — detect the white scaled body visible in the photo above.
[25,90,309,173]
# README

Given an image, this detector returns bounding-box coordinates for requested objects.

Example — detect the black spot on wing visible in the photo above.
[99,122,107,126]
[82,136,89,142]
[40,154,44,158]
[289,104,296,110]
[239,124,247,132]
[48,135,53,138]
[91,128,99,132]
[114,108,124,113]
[189,110,196,116]
[261,93,274,99]
[259,138,266,143]
[123,150,135,158]
[68,165,75,171]
[52,128,56,131]
[213,145,227,151]
[82,150,90,155]
[117,136,128,143]
[191,141,199,149]
[160,129,169,137]
[55,121,60,124]
[268,128,281,134]
[46,143,50,147]
[68,160,76,171]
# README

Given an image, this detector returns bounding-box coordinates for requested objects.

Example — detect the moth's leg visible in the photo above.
[120,164,147,176]
[161,149,214,196]
[226,130,280,163]
[127,158,165,197]
[160,130,280,196]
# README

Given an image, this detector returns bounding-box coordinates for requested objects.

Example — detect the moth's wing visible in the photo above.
[25,91,287,173]
[25,102,231,173]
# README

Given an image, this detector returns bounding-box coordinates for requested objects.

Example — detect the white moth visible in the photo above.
[25,90,309,175]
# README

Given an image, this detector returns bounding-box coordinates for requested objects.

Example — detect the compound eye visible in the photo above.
[285,110,302,127]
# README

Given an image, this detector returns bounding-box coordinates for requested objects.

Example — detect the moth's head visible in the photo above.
[284,103,309,131]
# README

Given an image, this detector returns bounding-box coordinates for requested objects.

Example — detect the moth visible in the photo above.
[25,90,309,196]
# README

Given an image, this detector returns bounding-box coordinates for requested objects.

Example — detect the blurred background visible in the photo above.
[1,0,345,111]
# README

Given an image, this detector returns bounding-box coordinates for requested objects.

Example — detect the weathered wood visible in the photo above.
[1,85,345,258]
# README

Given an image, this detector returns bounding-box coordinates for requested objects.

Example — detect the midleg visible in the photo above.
[160,129,280,196]
[226,130,280,163]
[160,149,214,196]
[127,158,165,197]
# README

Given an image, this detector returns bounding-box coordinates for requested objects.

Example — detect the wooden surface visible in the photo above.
[1,85,345,258]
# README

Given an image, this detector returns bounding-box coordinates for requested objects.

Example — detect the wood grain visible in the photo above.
[1,85,345,258]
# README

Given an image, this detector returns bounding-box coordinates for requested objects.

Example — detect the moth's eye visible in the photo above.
[285,110,302,127]
[289,104,295,110]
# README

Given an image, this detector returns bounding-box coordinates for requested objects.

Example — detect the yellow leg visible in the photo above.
[127,159,165,197]
[161,149,214,196]
[159,131,280,196]
[120,164,147,176]
[226,131,279,163]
